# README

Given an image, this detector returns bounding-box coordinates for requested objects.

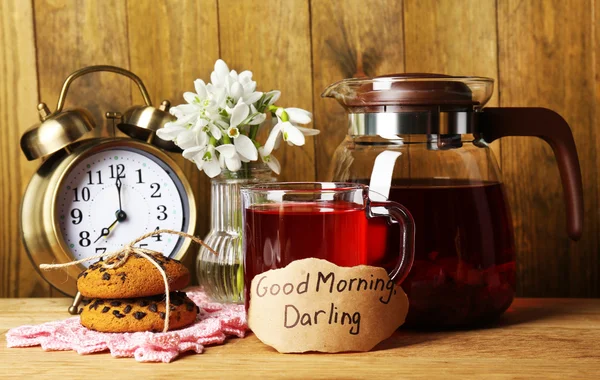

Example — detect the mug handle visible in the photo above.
[368,200,416,284]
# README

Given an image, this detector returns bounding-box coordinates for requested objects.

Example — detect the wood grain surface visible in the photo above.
[0,0,46,297]
[403,0,501,176]
[311,0,405,180]
[219,0,316,181]
[1,0,598,298]
[34,0,132,136]
[126,0,220,274]
[1,298,599,379]
[497,0,599,297]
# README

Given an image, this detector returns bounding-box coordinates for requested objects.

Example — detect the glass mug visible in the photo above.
[241,182,416,309]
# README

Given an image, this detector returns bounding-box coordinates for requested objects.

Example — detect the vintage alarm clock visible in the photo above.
[20,65,197,301]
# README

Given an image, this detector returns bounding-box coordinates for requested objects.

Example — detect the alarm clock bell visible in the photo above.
[20,65,180,161]
[117,99,181,152]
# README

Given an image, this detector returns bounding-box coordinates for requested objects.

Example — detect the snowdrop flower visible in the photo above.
[227,102,258,160]
[234,134,258,161]
[263,121,305,156]
[157,113,213,151]
[277,107,320,137]
[211,59,262,107]
[277,107,311,124]
[157,59,320,178]
[264,90,281,105]
[232,70,263,104]
[216,143,243,171]
[247,104,267,125]
[175,125,208,150]
[262,107,319,155]
[162,78,225,148]
[258,147,281,175]
[173,79,218,118]
[156,113,196,141]
[210,59,230,88]
[182,144,221,178]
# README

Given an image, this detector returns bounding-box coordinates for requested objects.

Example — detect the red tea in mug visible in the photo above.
[242,182,415,310]
[243,201,401,308]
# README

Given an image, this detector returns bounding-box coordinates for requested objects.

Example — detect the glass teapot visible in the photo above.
[323,74,583,328]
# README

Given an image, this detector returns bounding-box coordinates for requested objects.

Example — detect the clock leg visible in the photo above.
[68,291,84,315]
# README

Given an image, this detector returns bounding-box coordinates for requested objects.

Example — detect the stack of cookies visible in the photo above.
[77,254,199,333]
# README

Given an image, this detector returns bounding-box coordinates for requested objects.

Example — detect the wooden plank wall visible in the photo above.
[1,0,598,298]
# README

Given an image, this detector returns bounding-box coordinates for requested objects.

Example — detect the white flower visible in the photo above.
[210,59,262,107]
[175,126,208,149]
[216,143,242,171]
[226,101,258,160]
[277,107,312,124]
[262,107,318,155]
[259,147,281,175]
[158,59,320,179]
[156,113,195,141]
[159,77,225,149]
[229,101,249,128]
[234,134,258,161]
[264,90,281,105]
[210,59,230,88]
[263,121,305,155]
[182,144,221,178]
[172,79,219,121]
[234,70,263,104]
[247,104,266,125]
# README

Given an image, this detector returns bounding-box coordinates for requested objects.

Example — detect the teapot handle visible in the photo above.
[478,107,583,240]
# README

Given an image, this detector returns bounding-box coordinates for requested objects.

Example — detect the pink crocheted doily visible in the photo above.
[6,288,247,363]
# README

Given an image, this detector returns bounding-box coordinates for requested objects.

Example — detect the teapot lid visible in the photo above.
[322,73,494,113]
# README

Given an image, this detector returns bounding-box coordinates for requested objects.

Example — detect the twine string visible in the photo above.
[39,229,217,333]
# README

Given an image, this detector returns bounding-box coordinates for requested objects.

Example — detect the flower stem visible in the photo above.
[249,124,259,140]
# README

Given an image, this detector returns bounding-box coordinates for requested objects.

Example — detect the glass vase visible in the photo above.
[196,163,275,303]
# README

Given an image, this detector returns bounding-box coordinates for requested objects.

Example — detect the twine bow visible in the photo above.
[40,229,217,333]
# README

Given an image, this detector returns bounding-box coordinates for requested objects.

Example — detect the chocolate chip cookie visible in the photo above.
[80,291,199,332]
[77,254,190,299]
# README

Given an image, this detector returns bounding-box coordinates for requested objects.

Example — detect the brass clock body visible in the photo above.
[21,138,197,296]
[20,66,196,300]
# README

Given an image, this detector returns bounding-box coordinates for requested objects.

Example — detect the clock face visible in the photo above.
[56,147,190,266]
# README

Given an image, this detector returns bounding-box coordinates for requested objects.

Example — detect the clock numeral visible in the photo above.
[152,227,163,242]
[109,164,125,179]
[79,231,91,247]
[150,183,161,198]
[73,187,91,202]
[157,205,168,220]
[70,208,83,225]
[86,170,103,185]
[95,247,107,254]
[136,169,145,184]
[138,243,148,248]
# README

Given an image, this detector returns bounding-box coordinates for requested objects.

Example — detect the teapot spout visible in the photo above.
[321,79,350,100]
[321,78,376,112]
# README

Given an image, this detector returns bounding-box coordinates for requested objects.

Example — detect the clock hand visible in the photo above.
[116,176,123,211]
[92,210,127,244]
[93,225,113,244]
[93,176,130,245]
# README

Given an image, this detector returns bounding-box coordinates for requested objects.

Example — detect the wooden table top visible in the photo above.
[1,298,598,379]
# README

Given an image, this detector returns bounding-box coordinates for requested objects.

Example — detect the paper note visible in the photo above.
[248,258,409,353]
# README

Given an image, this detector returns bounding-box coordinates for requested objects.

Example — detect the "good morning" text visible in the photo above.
[255,271,397,304]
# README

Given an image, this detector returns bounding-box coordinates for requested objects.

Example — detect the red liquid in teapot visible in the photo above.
[243,201,394,308]
[367,179,516,327]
